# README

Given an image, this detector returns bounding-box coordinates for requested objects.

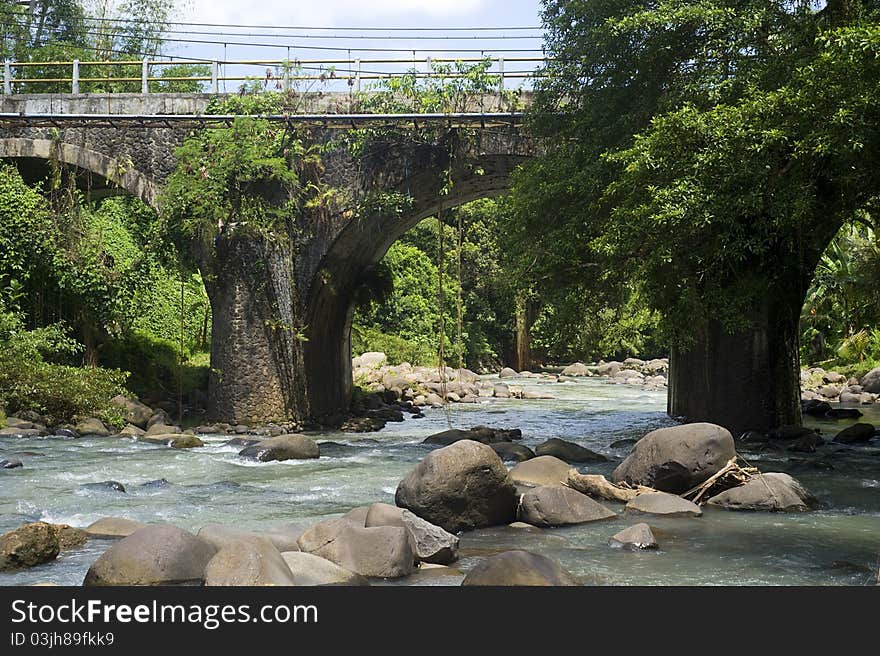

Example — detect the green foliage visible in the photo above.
[511,1,880,354]
[351,326,440,368]
[0,304,128,425]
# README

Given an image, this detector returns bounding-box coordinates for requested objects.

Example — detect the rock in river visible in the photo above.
[363,502,460,565]
[281,551,369,586]
[204,540,296,586]
[625,492,702,517]
[706,473,817,512]
[85,517,146,539]
[517,485,617,527]
[490,442,535,462]
[0,522,60,571]
[833,423,876,444]
[509,455,571,487]
[395,440,518,533]
[462,550,579,586]
[83,524,217,586]
[238,434,320,461]
[535,438,607,463]
[612,422,736,494]
[609,523,658,550]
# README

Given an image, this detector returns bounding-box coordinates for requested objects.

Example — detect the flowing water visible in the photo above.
[1,376,879,586]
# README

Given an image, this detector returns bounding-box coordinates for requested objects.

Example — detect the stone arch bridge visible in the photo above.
[0,93,536,424]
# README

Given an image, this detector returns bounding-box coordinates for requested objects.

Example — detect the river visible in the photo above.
[1,376,879,586]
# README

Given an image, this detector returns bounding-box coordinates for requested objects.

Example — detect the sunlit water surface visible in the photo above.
[1,376,878,586]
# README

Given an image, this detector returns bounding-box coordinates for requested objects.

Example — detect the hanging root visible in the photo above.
[565,469,655,503]
[680,457,760,504]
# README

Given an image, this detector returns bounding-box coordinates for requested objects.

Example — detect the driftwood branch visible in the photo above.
[681,457,759,504]
[565,469,654,503]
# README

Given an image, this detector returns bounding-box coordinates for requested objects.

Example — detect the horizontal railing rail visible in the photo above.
[1,56,548,95]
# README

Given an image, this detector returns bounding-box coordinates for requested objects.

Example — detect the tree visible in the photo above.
[511,0,880,433]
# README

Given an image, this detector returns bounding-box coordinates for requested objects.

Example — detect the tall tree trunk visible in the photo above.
[514,292,539,371]
[668,281,804,437]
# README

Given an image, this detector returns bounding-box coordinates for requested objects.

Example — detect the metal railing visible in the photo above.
[1,56,546,94]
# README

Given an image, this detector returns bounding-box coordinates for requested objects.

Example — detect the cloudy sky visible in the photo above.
[185,0,542,30]
[158,0,545,91]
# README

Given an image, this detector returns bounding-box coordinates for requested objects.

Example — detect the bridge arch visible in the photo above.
[0,138,160,208]
[302,150,530,418]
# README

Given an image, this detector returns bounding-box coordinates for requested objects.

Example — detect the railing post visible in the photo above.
[283,62,290,93]
[72,59,79,94]
[142,58,149,93]
[354,58,360,93]
[211,61,219,94]
[426,56,431,83]
[4,60,11,94]
[498,57,505,92]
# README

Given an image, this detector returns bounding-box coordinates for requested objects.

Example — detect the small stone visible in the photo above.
[625,492,702,517]
[609,523,658,550]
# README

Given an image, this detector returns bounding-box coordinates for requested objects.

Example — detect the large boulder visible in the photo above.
[395,440,518,533]
[197,523,301,553]
[860,367,880,393]
[498,367,520,379]
[280,552,370,586]
[363,503,460,565]
[609,523,658,550]
[74,417,111,437]
[517,485,617,527]
[204,541,296,586]
[625,492,702,517]
[354,352,387,369]
[111,396,153,429]
[296,520,415,578]
[238,434,320,461]
[706,473,817,512]
[612,423,736,493]
[535,438,607,463]
[83,524,217,586]
[0,522,60,571]
[461,550,579,586]
[85,517,146,539]
[509,455,571,487]
[833,423,877,444]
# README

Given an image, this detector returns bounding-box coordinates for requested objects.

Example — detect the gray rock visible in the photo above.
[509,455,571,487]
[83,524,217,586]
[706,473,817,512]
[74,418,111,437]
[0,458,23,469]
[238,434,320,461]
[535,438,607,463]
[609,523,658,550]
[111,396,153,429]
[493,383,510,398]
[85,517,146,539]
[597,361,622,376]
[0,522,60,571]
[517,485,617,527]
[833,423,876,444]
[297,520,415,578]
[280,552,369,586]
[462,550,579,586]
[818,385,842,398]
[0,427,42,438]
[401,510,459,565]
[395,440,518,533]
[197,523,301,553]
[625,492,702,517]
[422,426,521,446]
[204,541,295,586]
[860,366,880,393]
[146,410,172,429]
[144,423,181,436]
[139,434,204,449]
[612,422,736,493]
[119,424,146,438]
[498,367,520,379]
[490,442,535,462]
[561,362,590,376]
